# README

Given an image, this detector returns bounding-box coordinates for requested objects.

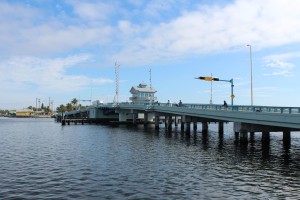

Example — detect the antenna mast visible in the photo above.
[115,61,120,104]
[149,68,152,89]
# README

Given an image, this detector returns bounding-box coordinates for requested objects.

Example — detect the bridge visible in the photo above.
[61,102,300,143]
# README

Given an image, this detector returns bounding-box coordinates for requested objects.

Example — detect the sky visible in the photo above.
[1,0,300,110]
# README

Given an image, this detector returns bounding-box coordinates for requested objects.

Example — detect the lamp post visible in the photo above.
[247,44,253,106]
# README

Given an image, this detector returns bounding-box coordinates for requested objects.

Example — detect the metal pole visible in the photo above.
[210,73,213,104]
[230,79,234,106]
[247,44,253,106]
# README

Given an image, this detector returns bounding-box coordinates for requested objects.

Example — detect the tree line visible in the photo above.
[56,98,88,113]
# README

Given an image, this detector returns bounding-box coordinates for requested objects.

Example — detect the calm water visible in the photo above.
[1,117,300,199]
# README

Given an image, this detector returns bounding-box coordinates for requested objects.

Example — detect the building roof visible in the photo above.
[130,83,156,94]
[16,109,33,112]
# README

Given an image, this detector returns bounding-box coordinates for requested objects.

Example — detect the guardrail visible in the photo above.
[117,103,300,115]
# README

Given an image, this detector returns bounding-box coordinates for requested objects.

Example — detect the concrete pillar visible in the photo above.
[262,132,270,142]
[202,122,208,133]
[193,118,197,131]
[283,131,291,149]
[144,113,148,126]
[250,132,255,144]
[234,132,239,143]
[240,131,248,144]
[132,113,136,125]
[165,116,168,128]
[155,114,159,130]
[181,115,186,131]
[174,116,179,127]
[168,116,172,130]
[283,131,291,142]
[218,122,224,135]
[186,122,191,133]
[185,116,191,133]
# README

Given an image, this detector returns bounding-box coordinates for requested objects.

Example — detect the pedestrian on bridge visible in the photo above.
[178,100,182,107]
[223,100,228,109]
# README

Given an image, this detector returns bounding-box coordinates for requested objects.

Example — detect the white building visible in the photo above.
[129,83,157,104]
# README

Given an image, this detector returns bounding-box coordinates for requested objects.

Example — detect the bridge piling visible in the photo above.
[181,115,185,131]
[218,122,224,134]
[240,131,248,144]
[193,118,197,131]
[283,131,291,142]
[262,132,270,142]
[174,116,179,127]
[202,122,208,134]
[155,115,159,130]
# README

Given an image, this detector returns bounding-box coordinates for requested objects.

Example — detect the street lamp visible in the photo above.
[247,44,253,106]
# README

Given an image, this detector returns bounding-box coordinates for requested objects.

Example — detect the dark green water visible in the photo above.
[0,117,300,199]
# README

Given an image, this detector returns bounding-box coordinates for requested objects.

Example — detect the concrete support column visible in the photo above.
[185,116,191,133]
[132,113,137,125]
[250,132,255,144]
[240,131,248,144]
[165,116,168,128]
[262,132,270,142]
[155,114,159,130]
[193,118,197,131]
[174,116,179,127]
[202,122,208,133]
[234,132,239,143]
[168,116,172,130]
[218,122,224,135]
[144,113,148,126]
[283,131,291,142]
[181,115,186,131]
[283,130,291,148]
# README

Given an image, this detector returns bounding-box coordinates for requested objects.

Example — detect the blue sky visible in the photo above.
[1,0,300,109]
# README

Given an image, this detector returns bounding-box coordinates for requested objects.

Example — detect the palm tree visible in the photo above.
[71,98,78,110]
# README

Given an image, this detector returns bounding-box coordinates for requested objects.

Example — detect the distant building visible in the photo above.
[15,109,33,116]
[130,83,157,104]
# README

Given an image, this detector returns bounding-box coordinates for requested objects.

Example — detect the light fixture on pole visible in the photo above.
[247,44,253,106]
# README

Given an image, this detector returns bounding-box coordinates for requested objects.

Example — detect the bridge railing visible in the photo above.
[118,102,300,115]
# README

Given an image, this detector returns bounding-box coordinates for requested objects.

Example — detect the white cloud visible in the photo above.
[112,0,300,65]
[263,51,300,76]
[0,54,113,93]
[0,1,113,56]
[68,1,114,21]
[263,71,293,76]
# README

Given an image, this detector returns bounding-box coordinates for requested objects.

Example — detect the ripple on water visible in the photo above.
[0,119,300,199]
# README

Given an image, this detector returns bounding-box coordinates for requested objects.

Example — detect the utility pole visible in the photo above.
[247,44,253,106]
[114,61,120,104]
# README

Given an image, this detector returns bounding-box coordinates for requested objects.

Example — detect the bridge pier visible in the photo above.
[155,114,159,130]
[262,132,270,142]
[181,115,185,131]
[202,122,208,133]
[185,116,191,133]
[168,116,172,130]
[283,130,291,142]
[218,122,224,135]
[240,131,248,144]
[193,117,197,131]
[174,116,179,127]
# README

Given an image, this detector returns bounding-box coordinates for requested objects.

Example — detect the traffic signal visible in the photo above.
[196,76,219,81]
